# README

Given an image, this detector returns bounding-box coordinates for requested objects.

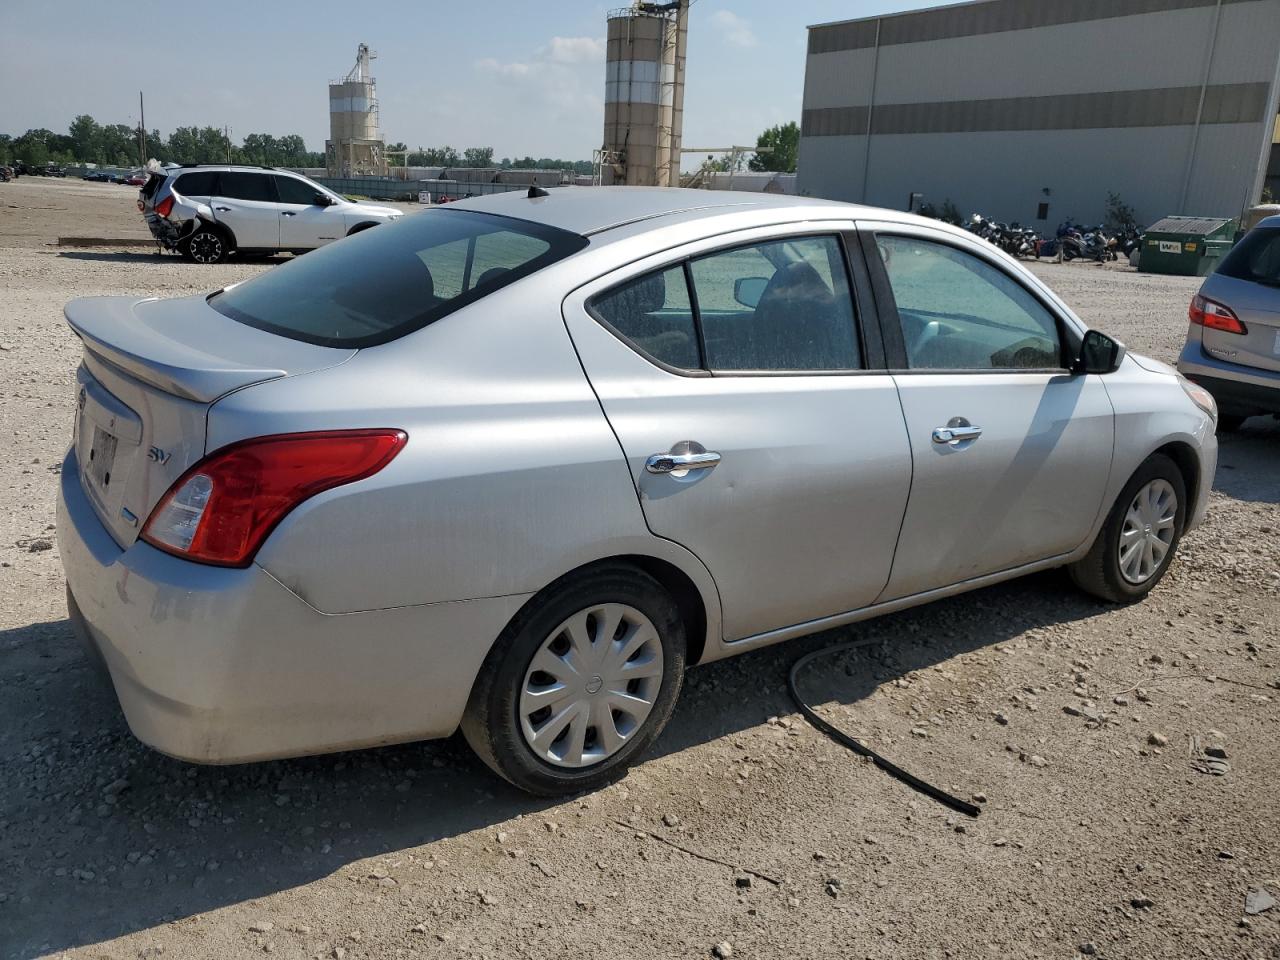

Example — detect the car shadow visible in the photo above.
[1213,416,1280,505]
[1,570,1110,957]
[55,250,169,264]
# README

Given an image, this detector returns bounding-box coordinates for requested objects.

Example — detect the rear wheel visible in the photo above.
[1069,453,1186,603]
[180,226,229,264]
[461,565,686,796]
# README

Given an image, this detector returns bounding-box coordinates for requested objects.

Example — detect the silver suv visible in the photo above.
[139,165,403,263]
[1177,214,1280,430]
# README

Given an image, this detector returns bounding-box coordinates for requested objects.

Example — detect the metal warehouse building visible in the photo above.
[798,0,1280,227]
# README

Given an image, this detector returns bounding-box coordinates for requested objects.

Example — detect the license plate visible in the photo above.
[88,426,118,490]
[1158,240,1180,254]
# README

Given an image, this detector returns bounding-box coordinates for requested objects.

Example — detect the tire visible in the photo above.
[1068,453,1187,603]
[180,225,229,264]
[1216,414,1246,433]
[461,564,687,796]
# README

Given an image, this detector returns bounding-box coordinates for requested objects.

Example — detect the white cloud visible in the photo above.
[711,9,758,48]
[547,36,605,65]
[475,57,532,78]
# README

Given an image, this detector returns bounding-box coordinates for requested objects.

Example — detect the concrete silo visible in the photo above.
[326,44,387,176]
[601,1,689,187]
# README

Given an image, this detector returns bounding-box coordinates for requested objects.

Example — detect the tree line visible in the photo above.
[0,115,326,169]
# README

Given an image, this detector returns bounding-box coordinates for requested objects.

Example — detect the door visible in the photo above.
[212,171,280,250]
[859,223,1114,600]
[275,175,344,250]
[563,228,912,642]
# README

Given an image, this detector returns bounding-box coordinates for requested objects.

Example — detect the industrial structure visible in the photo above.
[600,1,689,187]
[326,43,387,177]
[798,0,1280,225]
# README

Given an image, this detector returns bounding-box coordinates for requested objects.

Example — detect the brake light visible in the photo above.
[141,429,407,567]
[1189,294,1246,334]
[154,195,175,218]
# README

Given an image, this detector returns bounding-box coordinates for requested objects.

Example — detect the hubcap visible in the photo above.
[519,603,664,769]
[190,232,222,263]
[1119,479,1177,584]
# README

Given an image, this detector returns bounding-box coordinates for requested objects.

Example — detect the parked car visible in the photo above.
[1177,214,1280,430]
[83,171,112,182]
[58,189,1217,795]
[139,164,403,263]
[121,173,145,187]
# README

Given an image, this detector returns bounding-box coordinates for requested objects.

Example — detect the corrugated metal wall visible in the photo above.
[798,0,1280,225]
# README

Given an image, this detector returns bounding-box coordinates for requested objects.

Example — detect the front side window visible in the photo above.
[210,209,586,347]
[873,235,1063,370]
[591,235,860,374]
[275,175,322,206]
[217,172,275,203]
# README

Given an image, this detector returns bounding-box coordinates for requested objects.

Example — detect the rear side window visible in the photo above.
[210,209,588,347]
[142,173,167,198]
[592,266,698,369]
[218,172,275,203]
[174,171,219,197]
[1217,227,1280,285]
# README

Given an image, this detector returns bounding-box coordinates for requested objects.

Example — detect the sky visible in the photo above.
[0,0,944,161]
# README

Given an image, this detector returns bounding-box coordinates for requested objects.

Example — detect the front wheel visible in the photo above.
[1068,453,1187,603]
[180,226,229,264]
[461,565,686,796]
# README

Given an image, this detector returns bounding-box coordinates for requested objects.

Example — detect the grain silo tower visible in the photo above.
[601,1,689,187]
[326,43,387,176]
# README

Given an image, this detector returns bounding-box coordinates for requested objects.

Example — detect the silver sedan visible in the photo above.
[57,188,1218,795]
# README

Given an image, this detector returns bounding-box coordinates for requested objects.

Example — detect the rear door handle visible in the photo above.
[645,450,721,474]
[214,206,231,212]
[932,422,983,445]
[281,211,296,216]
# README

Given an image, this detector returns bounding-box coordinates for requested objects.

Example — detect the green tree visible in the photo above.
[69,114,101,163]
[748,121,799,173]
[462,146,495,167]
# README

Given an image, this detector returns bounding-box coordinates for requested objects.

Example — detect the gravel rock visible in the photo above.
[1244,888,1276,916]
[1147,732,1168,747]
[713,942,734,959]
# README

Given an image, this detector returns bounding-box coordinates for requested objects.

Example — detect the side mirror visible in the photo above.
[313,193,333,206]
[733,276,769,309]
[1073,329,1126,374]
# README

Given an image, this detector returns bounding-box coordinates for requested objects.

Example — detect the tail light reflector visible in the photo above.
[154,194,175,218]
[141,429,407,567]
[1189,294,1246,334]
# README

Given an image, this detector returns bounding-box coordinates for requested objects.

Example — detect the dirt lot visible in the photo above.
[1,177,1278,960]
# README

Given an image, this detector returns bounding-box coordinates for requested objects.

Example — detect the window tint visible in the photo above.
[593,266,698,369]
[210,209,587,347]
[174,171,219,197]
[691,236,859,371]
[275,175,322,205]
[1217,227,1280,285]
[217,172,275,203]
[874,235,1062,370]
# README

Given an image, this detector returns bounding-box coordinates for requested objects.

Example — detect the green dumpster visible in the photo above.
[1138,216,1236,276]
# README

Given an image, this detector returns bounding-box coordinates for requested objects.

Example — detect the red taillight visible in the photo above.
[154,195,174,218]
[141,430,407,567]
[1189,294,1246,334]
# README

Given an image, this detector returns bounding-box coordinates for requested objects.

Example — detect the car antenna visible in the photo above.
[528,184,550,198]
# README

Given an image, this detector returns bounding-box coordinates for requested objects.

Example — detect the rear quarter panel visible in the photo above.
[209,269,722,635]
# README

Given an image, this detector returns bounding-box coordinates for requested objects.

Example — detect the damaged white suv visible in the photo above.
[139,165,403,263]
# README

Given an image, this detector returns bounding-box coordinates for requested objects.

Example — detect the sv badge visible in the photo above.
[147,445,171,465]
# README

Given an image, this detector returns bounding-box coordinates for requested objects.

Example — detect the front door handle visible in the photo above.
[214,206,231,212]
[932,419,983,445]
[645,450,721,474]
[281,211,297,217]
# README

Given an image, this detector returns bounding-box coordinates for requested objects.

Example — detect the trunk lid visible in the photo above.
[1201,274,1280,374]
[65,295,355,546]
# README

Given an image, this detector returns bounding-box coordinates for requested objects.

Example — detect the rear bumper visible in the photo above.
[143,213,190,249]
[1177,343,1280,416]
[57,447,529,764]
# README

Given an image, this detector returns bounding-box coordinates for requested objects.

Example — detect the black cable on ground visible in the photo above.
[788,638,982,818]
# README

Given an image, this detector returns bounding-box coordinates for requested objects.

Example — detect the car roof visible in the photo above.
[447,186,878,237]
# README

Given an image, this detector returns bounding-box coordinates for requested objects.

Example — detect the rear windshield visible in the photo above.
[209,209,588,347]
[1217,226,1280,286]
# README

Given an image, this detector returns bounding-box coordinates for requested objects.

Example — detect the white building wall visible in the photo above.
[798,0,1280,225]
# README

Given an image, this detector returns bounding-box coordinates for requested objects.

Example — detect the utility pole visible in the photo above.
[138,91,147,167]
[224,125,232,163]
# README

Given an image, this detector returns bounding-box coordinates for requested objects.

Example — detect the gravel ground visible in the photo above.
[1,178,1278,960]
